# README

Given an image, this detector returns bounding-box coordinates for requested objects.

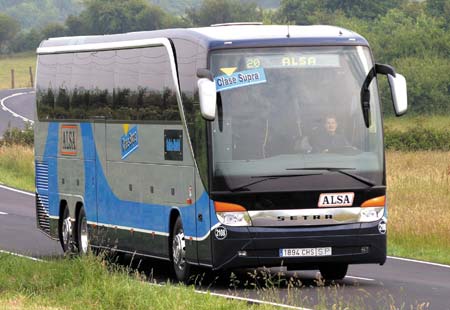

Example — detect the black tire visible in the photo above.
[76,208,90,255]
[58,206,71,253]
[319,263,348,281]
[170,217,191,282]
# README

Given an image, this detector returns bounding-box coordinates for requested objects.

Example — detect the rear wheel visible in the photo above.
[77,208,89,255]
[59,206,72,253]
[319,263,348,281]
[171,217,191,282]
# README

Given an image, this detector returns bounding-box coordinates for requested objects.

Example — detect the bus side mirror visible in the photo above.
[198,78,217,120]
[197,68,217,121]
[387,73,407,116]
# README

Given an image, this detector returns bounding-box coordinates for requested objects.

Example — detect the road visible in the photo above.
[1,89,450,309]
[0,88,34,136]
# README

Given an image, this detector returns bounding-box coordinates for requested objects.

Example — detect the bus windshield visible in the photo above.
[210,46,383,192]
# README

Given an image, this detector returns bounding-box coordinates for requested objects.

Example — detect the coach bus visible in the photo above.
[35,24,407,282]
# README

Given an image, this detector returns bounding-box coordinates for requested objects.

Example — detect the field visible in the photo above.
[0,145,34,191]
[386,151,450,264]
[0,52,36,89]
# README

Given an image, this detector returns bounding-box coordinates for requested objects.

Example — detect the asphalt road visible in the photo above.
[0,186,61,257]
[0,88,34,136]
[1,89,450,309]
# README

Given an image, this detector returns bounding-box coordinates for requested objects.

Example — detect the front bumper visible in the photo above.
[211,220,386,270]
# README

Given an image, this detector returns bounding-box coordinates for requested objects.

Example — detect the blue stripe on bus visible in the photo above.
[44,122,217,238]
[64,123,217,237]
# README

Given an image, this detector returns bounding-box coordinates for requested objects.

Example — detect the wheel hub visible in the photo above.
[80,217,89,253]
[62,217,71,246]
[172,231,186,270]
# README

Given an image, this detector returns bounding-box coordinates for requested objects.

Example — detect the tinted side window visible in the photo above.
[36,45,181,122]
[114,46,180,121]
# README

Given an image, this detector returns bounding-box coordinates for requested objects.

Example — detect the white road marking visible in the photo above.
[149,281,312,310]
[0,250,44,262]
[0,184,34,197]
[346,275,375,282]
[0,91,35,124]
[0,211,8,215]
[194,289,313,310]
[388,256,450,269]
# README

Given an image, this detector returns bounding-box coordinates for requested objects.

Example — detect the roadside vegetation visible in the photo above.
[0,52,35,89]
[0,253,432,310]
[0,253,277,310]
[0,144,34,192]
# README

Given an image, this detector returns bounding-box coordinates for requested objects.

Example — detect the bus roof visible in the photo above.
[37,25,369,53]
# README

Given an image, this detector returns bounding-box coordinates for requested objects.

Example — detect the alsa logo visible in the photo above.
[318,192,354,207]
[60,125,78,156]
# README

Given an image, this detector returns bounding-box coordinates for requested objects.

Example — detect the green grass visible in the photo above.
[0,253,432,310]
[384,115,450,132]
[0,52,36,89]
[0,145,34,192]
[0,254,279,310]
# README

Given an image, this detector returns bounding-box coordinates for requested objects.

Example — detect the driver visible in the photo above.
[310,115,351,153]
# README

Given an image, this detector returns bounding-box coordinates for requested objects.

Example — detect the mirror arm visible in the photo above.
[360,67,376,128]
[375,63,396,77]
[197,68,214,82]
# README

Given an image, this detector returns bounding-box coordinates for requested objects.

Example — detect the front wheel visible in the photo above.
[319,263,348,281]
[171,217,191,282]
[77,208,90,255]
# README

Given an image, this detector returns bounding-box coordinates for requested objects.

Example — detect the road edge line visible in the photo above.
[0,184,34,197]
[194,290,313,310]
[387,256,450,269]
[0,249,44,262]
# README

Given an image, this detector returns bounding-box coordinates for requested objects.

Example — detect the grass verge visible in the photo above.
[0,145,34,192]
[386,151,450,265]
[0,254,277,310]
[0,52,36,90]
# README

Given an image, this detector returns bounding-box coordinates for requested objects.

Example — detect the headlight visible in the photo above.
[214,201,252,227]
[216,211,252,226]
[359,207,385,222]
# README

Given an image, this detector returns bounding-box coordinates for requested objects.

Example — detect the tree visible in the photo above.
[426,0,450,28]
[276,0,328,25]
[324,0,406,20]
[42,23,67,39]
[79,0,178,34]
[0,13,20,50]
[185,0,263,27]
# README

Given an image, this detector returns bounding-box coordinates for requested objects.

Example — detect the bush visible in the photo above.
[1,122,34,146]
[385,125,450,151]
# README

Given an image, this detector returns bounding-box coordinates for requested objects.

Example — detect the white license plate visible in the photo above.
[279,247,332,257]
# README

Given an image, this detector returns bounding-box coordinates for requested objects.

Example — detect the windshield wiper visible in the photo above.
[286,167,376,187]
[229,173,322,192]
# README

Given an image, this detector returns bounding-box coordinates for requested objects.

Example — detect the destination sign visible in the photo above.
[245,54,340,69]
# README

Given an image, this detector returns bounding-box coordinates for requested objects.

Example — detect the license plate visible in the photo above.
[279,247,332,257]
